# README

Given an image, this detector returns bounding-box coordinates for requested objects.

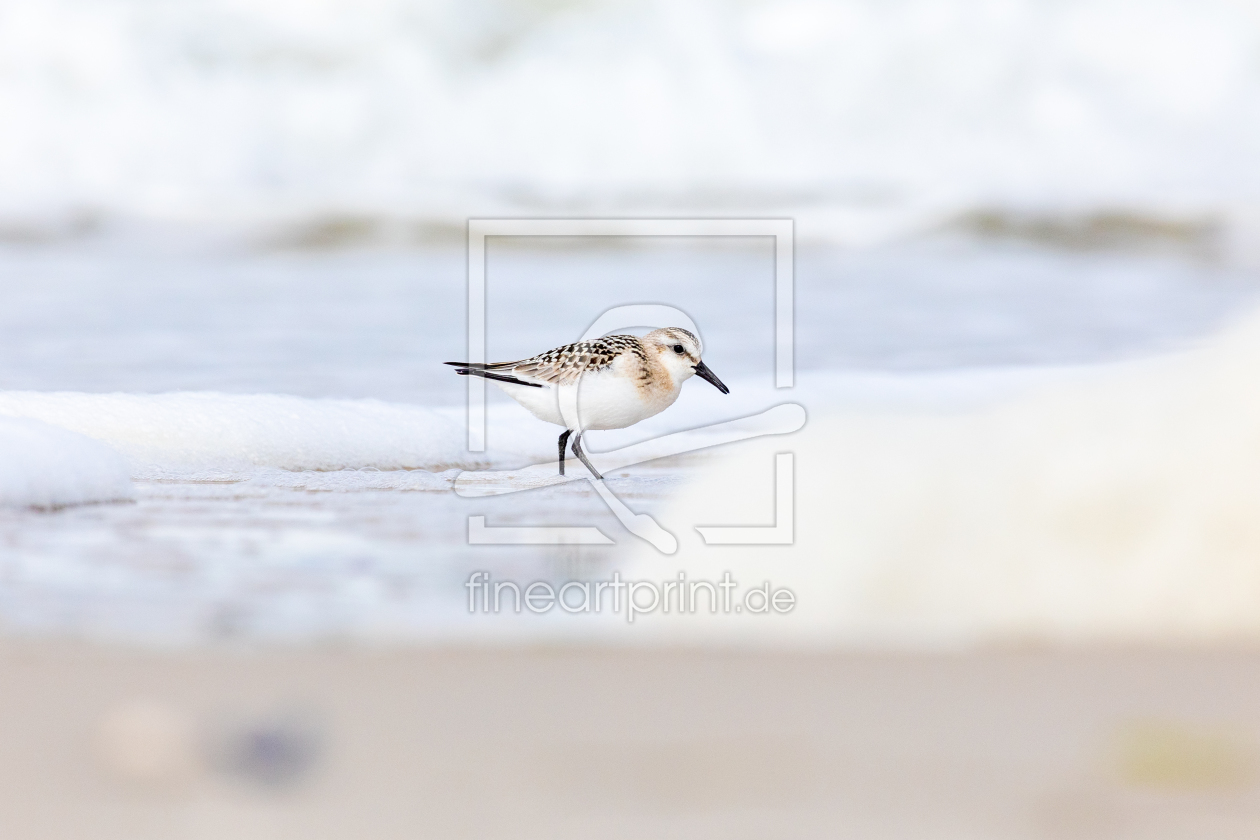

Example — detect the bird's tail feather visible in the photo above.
[444,361,513,369]
[445,364,543,389]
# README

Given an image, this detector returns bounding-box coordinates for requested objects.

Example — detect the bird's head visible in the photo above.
[643,327,729,394]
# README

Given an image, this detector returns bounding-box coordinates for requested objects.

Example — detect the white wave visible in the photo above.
[2,0,1260,242]
[0,391,539,477]
[0,416,132,507]
[628,306,1260,646]
[0,376,823,485]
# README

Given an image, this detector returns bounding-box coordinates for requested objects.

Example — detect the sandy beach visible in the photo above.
[4,641,1260,839]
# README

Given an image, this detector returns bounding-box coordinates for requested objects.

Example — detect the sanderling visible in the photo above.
[446,327,729,479]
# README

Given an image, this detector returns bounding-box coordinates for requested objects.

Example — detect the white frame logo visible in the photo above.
[457,218,802,554]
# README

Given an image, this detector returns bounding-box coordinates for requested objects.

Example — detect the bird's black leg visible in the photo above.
[557,429,572,476]
[570,432,603,480]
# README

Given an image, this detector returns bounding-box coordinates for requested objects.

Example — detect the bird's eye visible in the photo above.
[672,344,685,354]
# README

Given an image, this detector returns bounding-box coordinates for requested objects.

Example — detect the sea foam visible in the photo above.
[630,307,1260,646]
[0,392,526,479]
[0,416,133,508]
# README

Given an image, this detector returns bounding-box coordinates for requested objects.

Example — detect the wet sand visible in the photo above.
[3,642,1260,839]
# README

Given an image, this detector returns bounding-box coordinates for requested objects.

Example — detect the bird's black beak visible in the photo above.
[693,361,729,394]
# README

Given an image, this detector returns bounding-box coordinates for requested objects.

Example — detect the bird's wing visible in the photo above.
[446,335,641,387]
[510,335,645,386]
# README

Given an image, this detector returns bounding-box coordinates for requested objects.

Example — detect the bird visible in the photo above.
[446,327,729,479]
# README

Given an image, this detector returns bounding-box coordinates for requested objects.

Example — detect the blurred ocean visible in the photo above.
[1,0,1260,253]
[0,235,1257,643]
[1,0,1260,644]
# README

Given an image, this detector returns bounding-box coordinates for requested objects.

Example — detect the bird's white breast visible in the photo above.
[492,362,681,431]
